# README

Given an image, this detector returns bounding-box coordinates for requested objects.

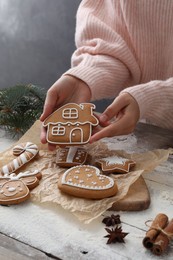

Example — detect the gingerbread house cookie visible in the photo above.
[58,165,118,199]
[56,146,90,167]
[96,155,136,174]
[43,103,99,145]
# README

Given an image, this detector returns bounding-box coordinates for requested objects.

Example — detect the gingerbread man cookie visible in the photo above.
[56,146,90,167]
[96,155,136,174]
[43,103,99,145]
[0,170,42,205]
[58,165,118,199]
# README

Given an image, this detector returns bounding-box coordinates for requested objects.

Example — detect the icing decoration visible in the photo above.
[58,165,118,199]
[104,156,128,166]
[56,146,89,167]
[0,142,39,175]
[0,170,42,205]
[96,155,136,174]
[43,103,99,145]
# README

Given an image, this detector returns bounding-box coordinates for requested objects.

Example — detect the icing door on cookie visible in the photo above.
[70,128,83,143]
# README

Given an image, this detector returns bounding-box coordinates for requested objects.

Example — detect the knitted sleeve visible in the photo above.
[121,78,173,129]
[64,0,140,100]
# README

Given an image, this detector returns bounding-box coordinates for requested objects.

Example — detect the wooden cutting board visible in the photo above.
[110,176,150,211]
[15,120,151,212]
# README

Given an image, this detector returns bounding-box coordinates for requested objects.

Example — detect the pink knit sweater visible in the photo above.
[65,0,173,130]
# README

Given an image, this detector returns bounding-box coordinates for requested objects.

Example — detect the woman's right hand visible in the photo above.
[40,75,91,150]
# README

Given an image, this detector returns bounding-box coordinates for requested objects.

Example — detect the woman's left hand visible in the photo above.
[90,93,140,143]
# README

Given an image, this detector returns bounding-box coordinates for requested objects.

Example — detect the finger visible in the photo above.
[40,125,57,150]
[40,125,47,144]
[40,95,58,121]
[99,94,129,124]
[97,114,111,127]
[91,125,103,135]
[76,95,90,104]
[40,81,62,121]
[90,114,132,143]
[47,143,57,151]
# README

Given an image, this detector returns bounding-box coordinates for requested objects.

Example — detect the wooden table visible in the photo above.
[0,122,173,260]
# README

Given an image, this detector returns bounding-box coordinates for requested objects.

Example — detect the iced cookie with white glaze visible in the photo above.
[58,165,118,199]
[0,142,39,175]
[43,103,99,145]
[56,146,90,167]
[96,155,136,174]
[0,170,42,205]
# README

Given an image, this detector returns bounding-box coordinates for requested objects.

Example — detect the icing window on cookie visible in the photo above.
[63,108,78,119]
[52,126,65,136]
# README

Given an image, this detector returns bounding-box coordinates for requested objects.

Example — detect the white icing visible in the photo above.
[102,156,128,166]
[62,108,78,119]
[2,165,10,175]
[66,147,78,163]
[61,165,114,190]
[11,170,39,180]
[1,142,38,175]
[13,158,20,169]
[8,187,16,192]
[20,153,28,164]
[44,103,99,145]
[57,147,87,165]
[0,170,39,181]
[70,128,83,143]
[2,183,18,197]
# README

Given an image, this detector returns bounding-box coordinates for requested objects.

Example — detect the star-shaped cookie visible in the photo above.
[96,155,135,174]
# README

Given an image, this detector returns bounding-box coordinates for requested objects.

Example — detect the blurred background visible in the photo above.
[0,0,111,112]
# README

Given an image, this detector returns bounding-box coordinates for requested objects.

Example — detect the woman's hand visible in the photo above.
[90,93,140,143]
[40,75,91,150]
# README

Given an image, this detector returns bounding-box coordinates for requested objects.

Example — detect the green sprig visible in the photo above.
[0,84,46,138]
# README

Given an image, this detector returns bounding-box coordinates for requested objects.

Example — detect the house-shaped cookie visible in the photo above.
[43,103,99,145]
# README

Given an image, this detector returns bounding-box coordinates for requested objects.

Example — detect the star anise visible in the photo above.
[102,214,121,226]
[104,226,129,244]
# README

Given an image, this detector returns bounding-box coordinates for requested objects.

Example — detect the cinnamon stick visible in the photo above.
[143,213,168,249]
[152,219,173,256]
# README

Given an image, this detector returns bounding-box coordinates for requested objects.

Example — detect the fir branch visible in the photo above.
[0,84,46,138]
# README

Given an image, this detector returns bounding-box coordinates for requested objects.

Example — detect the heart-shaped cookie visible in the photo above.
[58,165,118,199]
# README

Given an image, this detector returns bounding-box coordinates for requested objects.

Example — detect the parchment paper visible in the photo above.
[0,120,172,223]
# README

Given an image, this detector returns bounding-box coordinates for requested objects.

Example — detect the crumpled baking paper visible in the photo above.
[0,120,172,223]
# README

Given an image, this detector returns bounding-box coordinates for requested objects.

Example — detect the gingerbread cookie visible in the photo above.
[43,103,99,145]
[0,170,42,205]
[58,165,118,199]
[56,146,90,167]
[96,155,136,174]
[0,142,39,175]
